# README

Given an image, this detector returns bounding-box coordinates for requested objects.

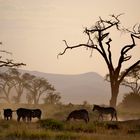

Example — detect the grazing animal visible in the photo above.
[31,109,42,120]
[3,109,13,120]
[16,108,33,122]
[66,109,89,123]
[92,104,117,121]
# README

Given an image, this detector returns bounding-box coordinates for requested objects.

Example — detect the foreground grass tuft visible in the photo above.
[0,119,140,140]
[39,119,64,130]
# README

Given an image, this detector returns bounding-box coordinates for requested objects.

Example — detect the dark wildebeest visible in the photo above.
[31,109,42,120]
[92,104,117,121]
[16,108,33,122]
[66,109,89,123]
[3,109,13,120]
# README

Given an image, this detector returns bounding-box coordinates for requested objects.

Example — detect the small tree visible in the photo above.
[58,14,140,107]
[121,92,140,108]
[43,91,61,105]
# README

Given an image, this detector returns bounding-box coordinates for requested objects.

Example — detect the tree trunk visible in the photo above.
[34,96,38,105]
[16,95,20,104]
[109,84,119,108]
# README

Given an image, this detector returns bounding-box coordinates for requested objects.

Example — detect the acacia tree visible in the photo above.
[0,72,15,103]
[43,91,61,105]
[9,68,27,103]
[0,41,25,103]
[58,14,140,107]
[0,69,30,104]
[24,73,55,105]
[21,73,36,104]
[0,69,24,103]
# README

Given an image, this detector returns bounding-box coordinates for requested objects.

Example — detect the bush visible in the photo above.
[39,119,64,130]
[121,92,140,108]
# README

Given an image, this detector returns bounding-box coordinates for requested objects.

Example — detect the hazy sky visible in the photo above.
[0,0,140,76]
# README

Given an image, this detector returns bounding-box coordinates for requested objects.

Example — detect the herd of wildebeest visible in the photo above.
[2,104,118,123]
[3,108,42,122]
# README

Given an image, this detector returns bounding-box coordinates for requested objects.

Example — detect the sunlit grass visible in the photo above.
[0,104,140,140]
[0,119,139,140]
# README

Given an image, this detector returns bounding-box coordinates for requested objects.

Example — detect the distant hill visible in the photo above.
[28,71,128,105]
[30,71,110,104]
[0,68,129,105]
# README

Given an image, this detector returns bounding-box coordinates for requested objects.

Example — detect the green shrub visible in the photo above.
[39,119,64,130]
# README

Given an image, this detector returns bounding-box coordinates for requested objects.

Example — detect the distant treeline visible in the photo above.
[0,68,61,105]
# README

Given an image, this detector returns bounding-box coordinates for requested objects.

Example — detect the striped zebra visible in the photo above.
[92,104,117,121]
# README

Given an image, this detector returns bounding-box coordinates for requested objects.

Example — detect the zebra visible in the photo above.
[92,104,117,121]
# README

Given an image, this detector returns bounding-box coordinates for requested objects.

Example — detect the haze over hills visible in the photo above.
[30,71,110,104]
[0,67,128,105]
[29,70,127,105]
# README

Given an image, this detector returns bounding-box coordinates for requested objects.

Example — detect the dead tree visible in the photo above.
[58,14,140,107]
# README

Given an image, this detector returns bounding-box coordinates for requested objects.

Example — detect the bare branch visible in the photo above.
[85,14,123,34]
[57,40,99,58]
[121,81,135,91]
[106,38,114,72]
[117,33,140,73]
[84,28,94,45]
[101,32,109,41]
[126,24,140,36]
[0,50,12,55]
[119,60,140,83]
[0,41,25,68]
[123,55,132,61]
[0,59,26,67]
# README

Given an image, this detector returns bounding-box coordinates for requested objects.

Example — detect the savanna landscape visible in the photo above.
[0,0,140,140]
[0,103,140,140]
[0,67,140,140]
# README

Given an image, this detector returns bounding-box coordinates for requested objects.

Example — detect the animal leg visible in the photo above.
[17,116,21,122]
[115,112,118,121]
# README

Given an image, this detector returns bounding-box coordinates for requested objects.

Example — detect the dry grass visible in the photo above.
[0,103,140,140]
[0,119,139,140]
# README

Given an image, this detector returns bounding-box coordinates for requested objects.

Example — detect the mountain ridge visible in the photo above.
[23,70,111,104]
[0,68,128,105]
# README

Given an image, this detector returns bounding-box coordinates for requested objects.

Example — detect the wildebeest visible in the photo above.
[92,104,117,121]
[16,108,42,122]
[16,108,33,122]
[66,109,89,123]
[31,109,42,120]
[3,109,13,120]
